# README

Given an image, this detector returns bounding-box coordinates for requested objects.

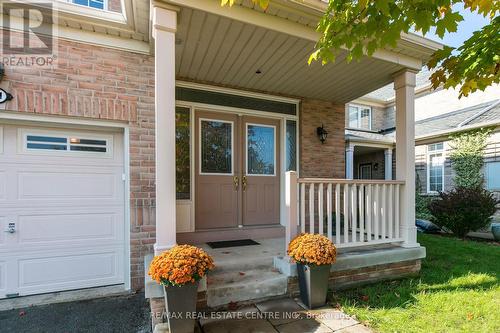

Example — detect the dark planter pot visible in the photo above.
[297,263,331,309]
[492,223,500,241]
[163,281,199,333]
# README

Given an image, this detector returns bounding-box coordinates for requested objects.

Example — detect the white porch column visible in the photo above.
[345,144,354,179]
[394,70,418,248]
[152,7,177,255]
[384,148,393,180]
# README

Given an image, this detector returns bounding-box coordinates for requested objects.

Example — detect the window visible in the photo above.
[71,0,106,10]
[24,132,110,155]
[286,120,297,171]
[427,143,444,193]
[348,105,372,130]
[486,162,500,190]
[176,107,191,200]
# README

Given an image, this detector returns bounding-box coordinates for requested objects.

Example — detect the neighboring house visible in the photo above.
[0,0,440,322]
[345,74,500,221]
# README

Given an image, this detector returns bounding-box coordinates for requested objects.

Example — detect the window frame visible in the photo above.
[486,161,500,191]
[426,142,445,194]
[19,128,113,158]
[348,104,372,130]
[69,0,109,11]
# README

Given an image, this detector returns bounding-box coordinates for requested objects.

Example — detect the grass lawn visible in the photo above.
[330,234,500,333]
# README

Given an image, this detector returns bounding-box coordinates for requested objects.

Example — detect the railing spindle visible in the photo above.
[327,183,333,241]
[343,184,349,243]
[388,184,393,239]
[373,184,379,240]
[352,184,357,243]
[381,184,387,240]
[300,183,305,233]
[366,184,372,242]
[335,184,341,244]
[309,183,315,234]
[395,184,400,239]
[359,184,365,242]
[318,183,324,236]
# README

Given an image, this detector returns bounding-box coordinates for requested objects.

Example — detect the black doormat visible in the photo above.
[206,239,260,249]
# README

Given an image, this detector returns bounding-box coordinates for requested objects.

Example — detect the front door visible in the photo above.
[195,111,280,229]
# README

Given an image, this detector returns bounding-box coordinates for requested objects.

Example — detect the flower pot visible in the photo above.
[492,223,500,241]
[296,263,331,309]
[163,281,199,333]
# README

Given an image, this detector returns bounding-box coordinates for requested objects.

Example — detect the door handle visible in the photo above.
[242,175,247,191]
[233,176,239,191]
[4,223,15,234]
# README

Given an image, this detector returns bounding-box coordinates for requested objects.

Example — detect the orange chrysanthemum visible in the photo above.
[287,233,336,266]
[148,245,215,287]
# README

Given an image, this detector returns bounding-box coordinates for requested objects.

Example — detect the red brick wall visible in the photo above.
[1,31,156,290]
[300,99,345,178]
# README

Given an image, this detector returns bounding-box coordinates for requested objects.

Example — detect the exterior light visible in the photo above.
[317,124,328,144]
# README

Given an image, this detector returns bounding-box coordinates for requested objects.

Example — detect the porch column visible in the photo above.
[394,70,418,248]
[152,7,177,255]
[345,144,354,179]
[384,148,393,180]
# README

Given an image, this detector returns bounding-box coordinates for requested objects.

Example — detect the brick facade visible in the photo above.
[287,260,421,296]
[1,31,156,290]
[300,99,345,178]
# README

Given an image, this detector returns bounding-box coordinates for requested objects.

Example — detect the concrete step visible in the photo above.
[210,255,276,274]
[207,268,288,308]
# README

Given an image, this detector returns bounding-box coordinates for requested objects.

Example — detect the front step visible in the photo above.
[207,267,288,308]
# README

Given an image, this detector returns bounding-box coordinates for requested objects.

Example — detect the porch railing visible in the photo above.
[285,172,405,249]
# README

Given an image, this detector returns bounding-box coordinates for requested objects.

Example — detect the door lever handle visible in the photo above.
[233,176,239,191]
[242,175,247,191]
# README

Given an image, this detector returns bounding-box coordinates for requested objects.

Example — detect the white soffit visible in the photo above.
[175,6,405,103]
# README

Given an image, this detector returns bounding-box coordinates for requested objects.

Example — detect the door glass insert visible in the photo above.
[200,120,233,174]
[247,124,275,175]
[286,120,297,171]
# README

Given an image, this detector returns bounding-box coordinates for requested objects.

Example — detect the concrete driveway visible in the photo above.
[0,293,151,333]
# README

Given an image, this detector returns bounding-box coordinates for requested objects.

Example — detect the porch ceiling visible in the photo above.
[175,7,405,103]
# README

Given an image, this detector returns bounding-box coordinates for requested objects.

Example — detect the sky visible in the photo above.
[421,4,490,48]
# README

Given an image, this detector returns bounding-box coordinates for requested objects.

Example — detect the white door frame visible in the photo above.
[0,112,131,292]
[176,88,299,232]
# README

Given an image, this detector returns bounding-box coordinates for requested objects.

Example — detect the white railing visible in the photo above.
[285,172,405,249]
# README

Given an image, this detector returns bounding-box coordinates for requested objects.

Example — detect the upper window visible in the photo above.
[427,143,444,193]
[486,162,500,190]
[71,0,107,10]
[348,105,372,130]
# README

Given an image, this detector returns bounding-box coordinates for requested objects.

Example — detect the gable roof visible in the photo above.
[415,100,500,138]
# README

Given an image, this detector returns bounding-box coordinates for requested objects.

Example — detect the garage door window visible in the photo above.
[23,130,112,157]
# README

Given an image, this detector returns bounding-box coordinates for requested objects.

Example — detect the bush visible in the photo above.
[429,187,497,238]
[416,192,434,221]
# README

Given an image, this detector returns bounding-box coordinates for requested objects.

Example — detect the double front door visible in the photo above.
[195,111,280,229]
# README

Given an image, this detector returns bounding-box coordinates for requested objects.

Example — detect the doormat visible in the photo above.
[207,239,260,249]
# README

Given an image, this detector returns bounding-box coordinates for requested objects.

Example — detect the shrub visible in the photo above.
[449,128,492,189]
[416,192,434,221]
[429,187,497,238]
[148,245,214,286]
[287,233,336,265]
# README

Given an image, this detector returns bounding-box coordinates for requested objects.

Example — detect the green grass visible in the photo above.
[330,234,500,333]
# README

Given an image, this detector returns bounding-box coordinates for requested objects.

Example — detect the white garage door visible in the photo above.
[0,124,126,299]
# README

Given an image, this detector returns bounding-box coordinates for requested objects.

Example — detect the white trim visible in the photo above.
[245,122,277,177]
[176,81,301,105]
[0,126,3,154]
[426,142,445,194]
[122,126,131,291]
[198,117,235,176]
